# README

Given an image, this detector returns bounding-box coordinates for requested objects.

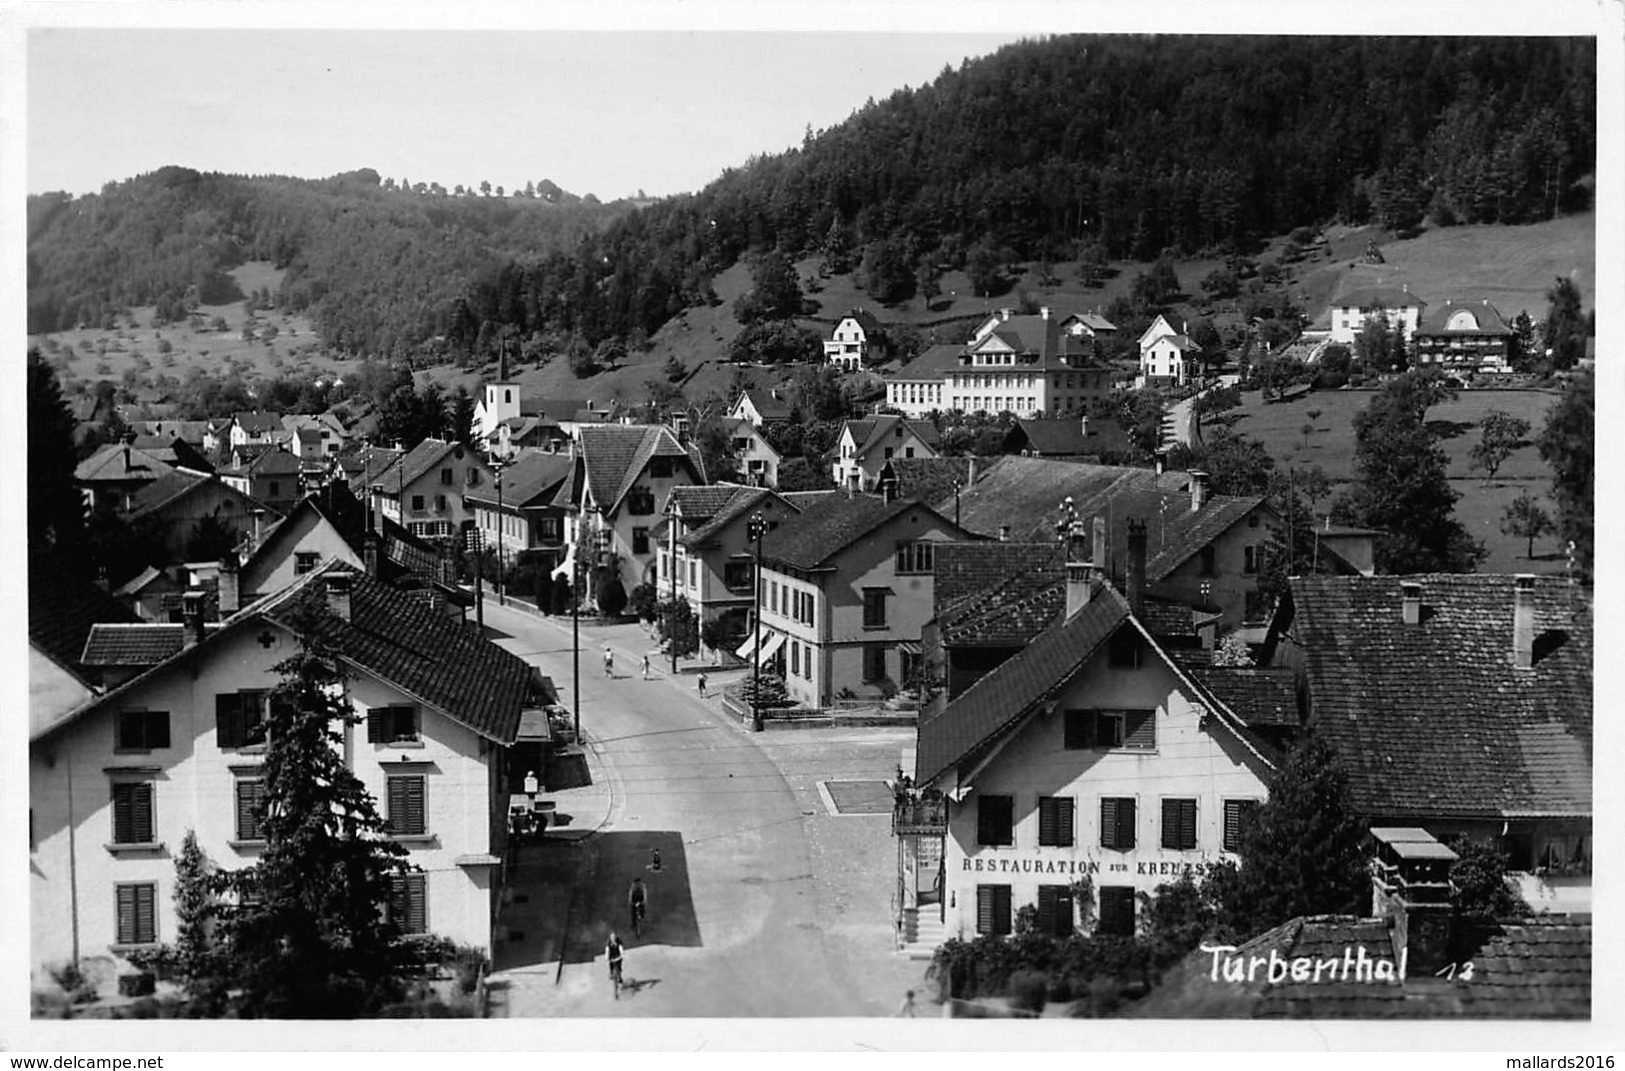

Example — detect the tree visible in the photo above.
[792,363,848,423]
[1541,277,1587,370]
[693,416,741,484]
[448,386,477,447]
[187,512,237,561]
[27,348,85,556]
[1200,268,1239,301]
[917,261,943,307]
[1509,310,1537,370]
[1444,836,1529,918]
[211,603,416,1017]
[734,251,803,324]
[1338,371,1483,573]
[1210,735,1370,940]
[1211,633,1254,667]
[1469,410,1531,484]
[594,570,628,617]
[1075,241,1109,288]
[965,239,1006,297]
[1500,491,1553,560]
[627,582,660,622]
[859,239,916,305]
[657,596,701,659]
[776,456,832,492]
[1353,311,1396,371]
[567,338,600,379]
[663,355,687,383]
[1536,370,1593,574]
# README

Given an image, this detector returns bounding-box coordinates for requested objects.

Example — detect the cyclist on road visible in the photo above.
[629,876,649,936]
[606,930,624,998]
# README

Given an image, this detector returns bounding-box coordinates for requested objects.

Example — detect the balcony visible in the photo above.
[893,794,947,836]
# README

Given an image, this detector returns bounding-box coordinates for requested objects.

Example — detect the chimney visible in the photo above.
[217,556,240,615]
[251,507,266,546]
[1512,574,1536,669]
[1190,471,1210,513]
[1126,519,1148,615]
[324,572,354,622]
[1400,581,1422,626]
[1079,414,1089,440]
[1065,561,1095,621]
[1369,827,1458,979]
[999,308,1012,322]
[1092,515,1107,570]
[181,591,206,647]
[998,524,1010,542]
[1040,306,1050,320]
[967,457,977,486]
[363,531,380,578]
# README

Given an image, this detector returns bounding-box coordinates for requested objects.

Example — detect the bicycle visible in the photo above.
[607,932,625,999]
[630,898,646,938]
[610,957,624,999]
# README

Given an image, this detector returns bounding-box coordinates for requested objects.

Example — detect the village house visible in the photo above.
[748,492,968,709]
[131,420,211,450]
[728,387,793,428]
[654,484,800,652]
[1262,574,1593,914]
[466,450,574,573]
[562,424,704,596]
[218,443,303,515]
[823,308,888,371]
[228,411,285,450]
[1137,313,1202,387]
[123,470,276,563]
[716,417,782,488]
[1058,311,1118,348]
[29,562,546,981]
[1325,285,1427,345]
[29,552,142,734]
[908,565,1276,952]
[487,415,570,461]
[1410,299,1516,374]
[365,438,496,542]
[280,413,348,458]
[831,414,940,492]
[1002,415,1134,462]
[74,442,189,513]
[474,373,588,446]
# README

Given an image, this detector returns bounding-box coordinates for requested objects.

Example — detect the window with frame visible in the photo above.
[1038,796,1075,847]
[115,710,170,752]
[894,541,935,575]
[368,705,420,744]
[976,794,1014,847]
[111,781,155,845]
[790,641,800,677]
[235,777,268,842]
[1161,798,1198,850]
[1037,884,1075,937]
[268,480,281,499]
[440,468,453,486]
[687,560,697,587]
[1077,709,1155,750]
[632,527,650,555]
[724,561,753,591]
[388,873,427,935]
[649,458,673,479]
[770,581,780,615]
[1097,886,1136,937]
[1243,545,1259,575]
[434,494,448,512]
[975,884,1012,936]
[467,468,480,486]
[1199,545,1217,577]
[862,588,888,628]
[862,643,887,683]
[411,494,426,512]
[1099,797,1137,850]
[627,488,656,516]
[216,691,270,748]
[115,882,158,946]
[387,775,427,836]
[1223,799,1260,853]
[294,551,320,575]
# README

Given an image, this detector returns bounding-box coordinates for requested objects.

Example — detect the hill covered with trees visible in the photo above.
[30,35,1595,364]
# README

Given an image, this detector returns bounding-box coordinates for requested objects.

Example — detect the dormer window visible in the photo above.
[649,458,673,479]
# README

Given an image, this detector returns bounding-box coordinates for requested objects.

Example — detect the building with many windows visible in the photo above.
[1324,285,1427,345]
[562,424,704,595]
[364,439,495,541]
[1410,299,1516,374]
[823,308,887,371]
[29,562,547,977]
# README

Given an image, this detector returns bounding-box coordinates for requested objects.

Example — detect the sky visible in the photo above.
[26,29,1031,199]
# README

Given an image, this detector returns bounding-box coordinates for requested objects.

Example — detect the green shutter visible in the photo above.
[1124,708,1155,749]
[116,885,136,944]
[367,707,386,743]
[216,694,242,748]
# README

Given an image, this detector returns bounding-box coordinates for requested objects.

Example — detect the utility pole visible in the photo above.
[572,516,583,745]
[494,458,507,607]
[747,512,768,732]
[669,522,679,675]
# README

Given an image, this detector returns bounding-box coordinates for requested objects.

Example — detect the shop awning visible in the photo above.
[897,641,922,656]
[759,632,787,662]
[735,632,759,659]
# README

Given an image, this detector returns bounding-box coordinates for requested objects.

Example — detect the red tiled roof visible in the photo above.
[80,624,187,666]
[1416,299,1514,336]
[1288,574,1592,820]
[578,425,694,513]
[29,552,140,676]
[759,494,948,572]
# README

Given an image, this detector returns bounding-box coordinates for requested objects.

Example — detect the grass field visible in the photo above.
[1220,386,1569,574]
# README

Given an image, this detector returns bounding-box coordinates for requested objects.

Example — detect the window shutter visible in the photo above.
[1181,799,1197,849]
[1057,797,1075,847]
[1118,797,1136,850]
[117,885,136,944]
[408,875,426,933]
[406,777,425,835]
[1038,799,1057,845]
[976,886,993,934]
[388,777,407,833]
[133,783,153,843]
[368,707,386,744]
[135,884,156,944]
[1162,799,1181,850]
[1053,885,1075,936]
[994,886,1012,936]
[147,711,170,750]
[389,877,408,928]
[216,694,242,749]
[1100,797,1118,849]
[1124,709,1155,749]
[1037,885,1057,934]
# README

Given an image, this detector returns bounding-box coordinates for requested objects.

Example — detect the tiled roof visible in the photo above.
[125,469,211,518]
[759,494,935,571]
[1011,417,1133,459]
[1192,665,1300,727]
[666,484,748,522]
[880,456,989,508]
[519,397,588,422]
[396,439,480,489]
[845,414,940,457]
[1330,286,1426,309]
[81,624,187,666]
[258,565,531,743]
[917,585,1129,785]
[938,565,1066,648]
[936,456,1187,552]
[837,307,884,336]
[780,490,838,509]
[1289,575,1592,819]
[344,445,405,494]
[133,420,212,444]
[228,445,302,477]
[679,487,782,549]
[890,344,966,382]
[1064,312,1118,333]
[466,451,572,509]
[28,552,140,675]
[233,410,285,434]
[578,425,692,513]
[1134,914,1590,1019]
[74,443,172,483]
[934,541,1057,610]
[740,388,792,420]
[1417,299,1513,336]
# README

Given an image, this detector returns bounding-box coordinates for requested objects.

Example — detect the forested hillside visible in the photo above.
[29,35,1594,363]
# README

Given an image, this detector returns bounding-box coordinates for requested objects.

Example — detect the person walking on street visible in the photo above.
[628,876,649,937]
[604,648,614,678]
[606,931,624,998]
[641,654,650,680]
[896,989,918,1017]
[697,673,707,697]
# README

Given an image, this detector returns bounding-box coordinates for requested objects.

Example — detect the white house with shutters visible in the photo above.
[910,575,1275,948]
[29,563,543,981]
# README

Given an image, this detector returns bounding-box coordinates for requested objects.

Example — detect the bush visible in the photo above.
[627,582,660,622]
[50,962,99,1005]
[1007,969,1049,1015]
[594,572,628,617]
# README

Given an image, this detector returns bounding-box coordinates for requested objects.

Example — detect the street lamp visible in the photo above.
[746,512,769,732]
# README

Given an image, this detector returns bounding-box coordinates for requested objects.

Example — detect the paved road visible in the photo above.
[480,601,919,1016]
